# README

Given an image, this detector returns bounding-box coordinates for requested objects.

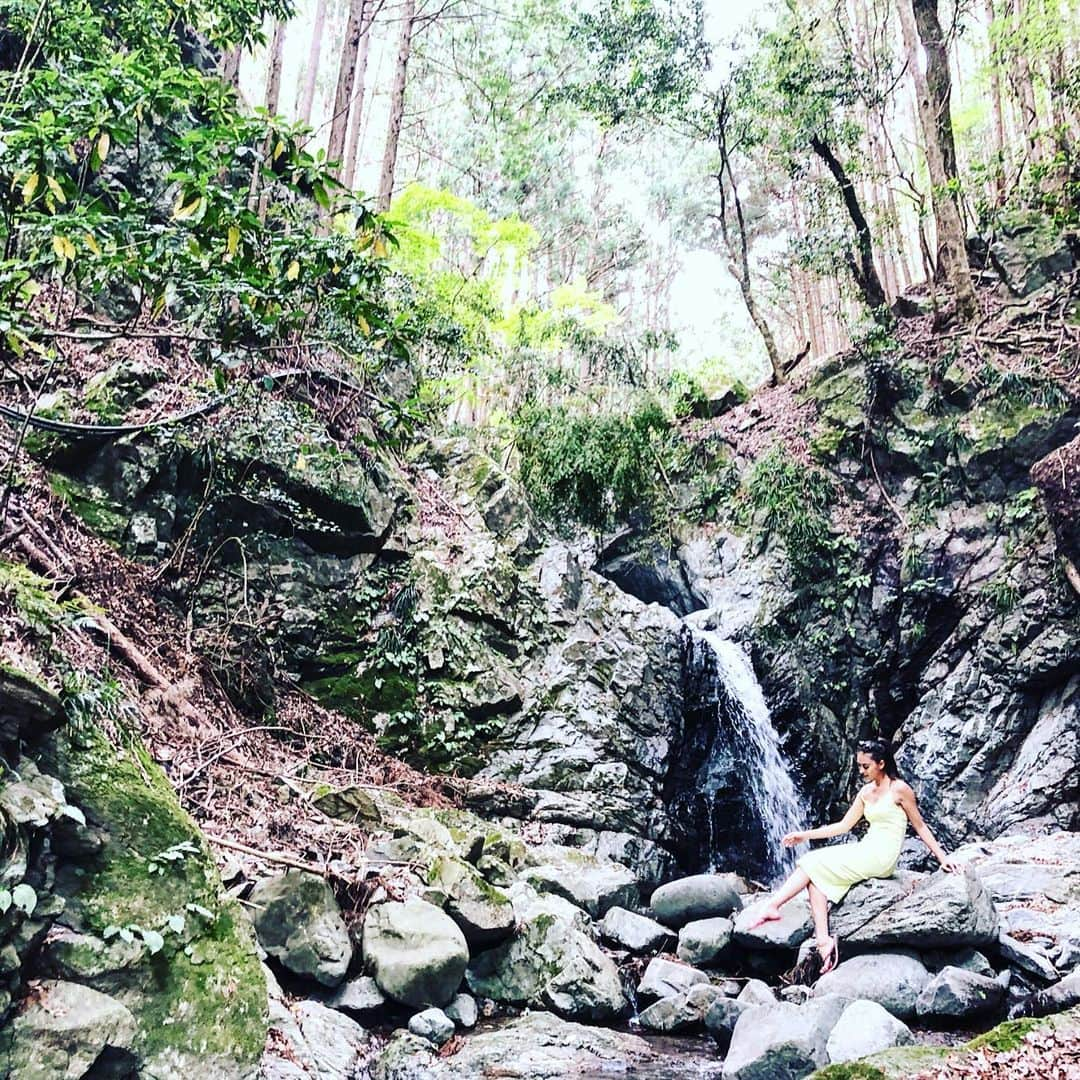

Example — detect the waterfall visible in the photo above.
[681,627,807,883]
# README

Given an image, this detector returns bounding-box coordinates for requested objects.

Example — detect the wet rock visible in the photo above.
[523,844,640,918]
[677,916,734,966]
[363,899,469,1008]
[467,911,627,1021]
[427,855,515,948]
[408,1008,455,1046]
[814,951,932,1020]
[916,965,1007,1019]
[637,957,708,1001]
[444,992,478,1029]
[599,907,674,953]
[0,979,137,1079]
[651,874,744,928]
[824,999,914,1063]
[733,897,812,950]
[637,982,726,1033]
[250,871,352,987]
[721,994,849,1080]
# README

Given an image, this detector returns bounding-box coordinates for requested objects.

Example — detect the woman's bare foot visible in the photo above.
[817,935,839,974]
[746,904,782,930]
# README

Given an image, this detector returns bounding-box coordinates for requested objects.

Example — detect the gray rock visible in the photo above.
[999,932,1059,983]
[922,947,995,978]
[825,999,914,1063]
[737,979,777,1007]
[466,912,628,1021]
[677,917,733,966]
[989,210,1075,296]
[637,983,726,1032]
[832,870,999,949]
[524,845,640,918]
[733,897,813,950]
[704,996,753,1050]
[291,1001,371,1080]
[250,871,352,987]
[1010,967,1080,1019]
[721,994,849,1080]
[371,1010,662,1079]
[363,899,469,1008]
[651,874,744,927]
[540,826,677,893]
[814,951,932,1020]
[916,965,1007,1018]
[428,855,515,947]
[637,957,709,1001]
[324,975,386,1017]
[599,907,674,953]
[444,992,478,1029]
[0,980,137,1079]
[408,1008,455,1046]
[0,664,64,744]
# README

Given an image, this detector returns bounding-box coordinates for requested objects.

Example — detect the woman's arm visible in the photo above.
[894,781,960,871]
[782,794,865,846]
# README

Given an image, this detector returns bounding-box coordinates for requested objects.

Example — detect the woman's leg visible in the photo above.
[747,867,811,926]
[808,883,838,972]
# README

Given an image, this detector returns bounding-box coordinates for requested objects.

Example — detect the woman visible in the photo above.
[748,738,959,974]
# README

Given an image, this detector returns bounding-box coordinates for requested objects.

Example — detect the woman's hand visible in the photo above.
[939,856,961,873]
[782,830,809,847]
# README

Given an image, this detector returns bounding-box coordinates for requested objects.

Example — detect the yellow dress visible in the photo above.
[798,793,908,904]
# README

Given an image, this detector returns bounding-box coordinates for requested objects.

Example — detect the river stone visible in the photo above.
[814,951,931,1020]
[832,870,999,948]
[721,994,849,1080]
[291,1000,371,1080]
[0,979,137,1079]
[824,999,914,1063]
[916,965,1007,1018]
[704,997,754,1051]
[408,1008,455,1046]
[599,907,674,953]
[733,897,813,950]
[638,957,709,1001]
[678,917,733,966]
[249,870,352,987]
[466,912,628,1021]
[324,975,386,1017]
[651,874,744,927]
[523,845,640,918]
[444,992,478,1028]
[363,898,469,1008]
[371,1010,662,1079]
[737,978,777,1006]
[637,982,726,1033]
[428,855,515,947]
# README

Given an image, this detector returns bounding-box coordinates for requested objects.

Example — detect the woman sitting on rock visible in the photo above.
[748,738,959,974]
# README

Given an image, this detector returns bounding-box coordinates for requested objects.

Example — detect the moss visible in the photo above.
[964,1016,1041,1052]
[42,722,266,1073]
[48,473,128,541]
[812,1065,887,1080]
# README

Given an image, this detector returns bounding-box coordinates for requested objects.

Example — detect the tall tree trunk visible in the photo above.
[984,0,1009,206]
[808,135,890,319]
[911,0,959,182]
[342,22,373,189]
[328,0,366,178]
[264,19,287,116]
[297,0,329,126]
[219,47,242,88]
[377,0,417,212]
[898,0,977,321]
[1006,0,1047,166]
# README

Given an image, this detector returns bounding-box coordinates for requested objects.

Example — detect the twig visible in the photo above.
[204,833,366,880]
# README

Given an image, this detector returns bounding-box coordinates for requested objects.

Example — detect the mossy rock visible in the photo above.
[49,473,129,542]
[41,724,266,1078]
[804,364,867,431]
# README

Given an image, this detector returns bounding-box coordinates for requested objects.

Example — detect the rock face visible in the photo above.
[362,899,469,1008]
[651,874,744,927]
[0,979,137,1079]
[814,951,932,1020]
[466,912,627,1021]
[824,999,914,1063]
[250,871,352,987]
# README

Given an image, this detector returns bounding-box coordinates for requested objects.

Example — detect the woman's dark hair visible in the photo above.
[857,738,900,779]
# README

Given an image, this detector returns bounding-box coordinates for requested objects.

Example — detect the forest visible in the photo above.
[0,0,1077,1077]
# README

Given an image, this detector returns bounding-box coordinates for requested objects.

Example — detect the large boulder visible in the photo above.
[813,951,932,1020]
[264,987,371,1080]
[824,999,914,1063]
[427,855,515,947]
[599,907,674,953]
[721,995,849,1080]
[831,870,999,948]
[651,874,744,927]
[916,965,1006,1019]
[249,871,352,987]
[733,897,813,950]
[362,899,469,1008]
[637,957,709,1001]
[523,844,640,918]
[466,912,628,1021]
[678,917,734,966]
[0,980,137,1079]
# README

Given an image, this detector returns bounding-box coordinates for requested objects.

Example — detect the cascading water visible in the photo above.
[670,626,807,884]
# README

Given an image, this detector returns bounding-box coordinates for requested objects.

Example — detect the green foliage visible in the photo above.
[513,396,680,533]
[0,560,81,633]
